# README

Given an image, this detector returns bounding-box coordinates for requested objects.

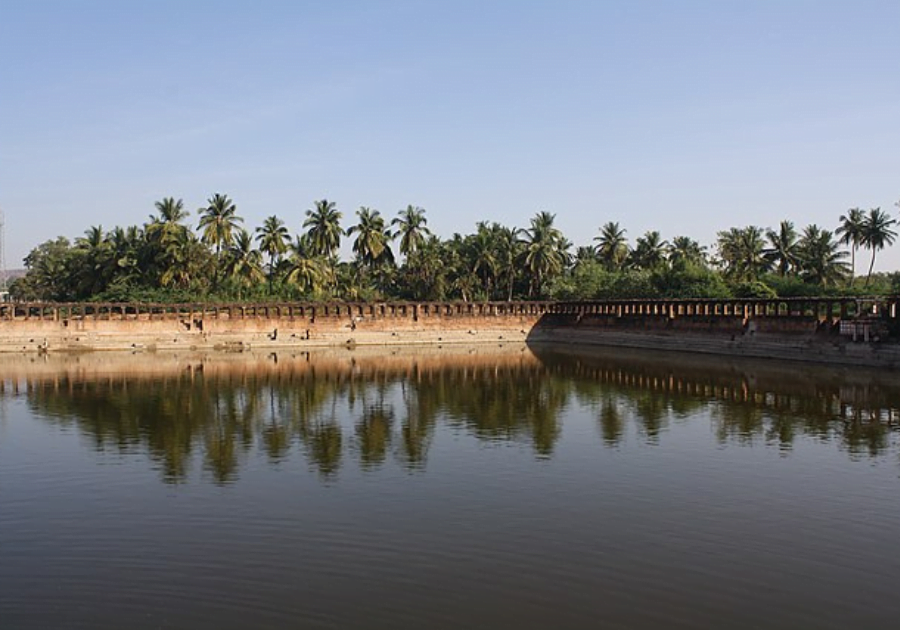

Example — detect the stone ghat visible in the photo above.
[0,302,552,353]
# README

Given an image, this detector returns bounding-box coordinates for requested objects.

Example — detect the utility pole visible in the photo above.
[0,206,7,293]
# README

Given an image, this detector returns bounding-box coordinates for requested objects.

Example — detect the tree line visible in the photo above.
[10,195,900,303]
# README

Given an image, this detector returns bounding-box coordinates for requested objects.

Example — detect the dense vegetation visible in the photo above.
[10,196,900,302]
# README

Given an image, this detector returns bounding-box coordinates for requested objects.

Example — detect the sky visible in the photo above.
[1,0,899,272]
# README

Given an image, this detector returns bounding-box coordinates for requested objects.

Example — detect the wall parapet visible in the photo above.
[0,300,555,323]
[551,296,899,322]
[3,297,898,323]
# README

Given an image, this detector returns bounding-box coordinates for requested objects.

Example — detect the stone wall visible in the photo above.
[528,314,900,369]
[3,297,899,367]
[0,302,552,353]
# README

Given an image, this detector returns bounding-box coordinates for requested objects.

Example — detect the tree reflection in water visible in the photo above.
[4,346,899,483]
[598,395,625,447]
[355,405,393,470]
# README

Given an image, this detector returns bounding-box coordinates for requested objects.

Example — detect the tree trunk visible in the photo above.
[865,249,876,287]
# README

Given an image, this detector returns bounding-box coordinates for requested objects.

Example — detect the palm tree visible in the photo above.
[573,245,598,268]
[147,197,189,244]
[197,193,243,259]
[470,222,500,299]
[668,236,706,268]
[73,225,112,296]
[716,226,770,282]
[303,199,343,257]
[405,235,448,300]
[392,205,431,258]
[146,198,192,286]
[159,230,212,289]
[629,231,668,270]
[523,211,566,298]
[285,235,322,293]
[255,215,289,283]
[860,207,898,287]
[765,220,800,277]
[197,193,242,289]
[836,208,865,285]
[107,225,142,284]
[346,207,394,268]
[495,225,523,301]
[558,236,574,270]
[224,229,265,291]
[594,222,628,271]
[443,233,478,301]
[796,224,848,288]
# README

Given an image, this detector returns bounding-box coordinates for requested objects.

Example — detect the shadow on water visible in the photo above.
[1,343,898,483]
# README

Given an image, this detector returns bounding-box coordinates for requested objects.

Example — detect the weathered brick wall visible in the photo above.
[0,303,547,353]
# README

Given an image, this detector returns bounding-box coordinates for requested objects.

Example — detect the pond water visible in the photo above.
[1,344,899,629]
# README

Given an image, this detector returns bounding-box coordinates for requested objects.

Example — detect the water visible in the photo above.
[1,344,899,629]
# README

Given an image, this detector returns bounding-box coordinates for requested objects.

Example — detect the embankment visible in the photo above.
[3,298,900,368]
[527,311,900,369]
[0,302,551,353]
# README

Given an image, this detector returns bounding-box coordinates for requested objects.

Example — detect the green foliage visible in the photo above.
[651,263,731,298]
[548,260,614,300]
[732,280,778,299]
[14,237,76,301]
[717,226,771,282]
[608,270,658,299]
[11,196,900,303]
[761,274,822,297]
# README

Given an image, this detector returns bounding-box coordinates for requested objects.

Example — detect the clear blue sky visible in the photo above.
[2,0,899,270]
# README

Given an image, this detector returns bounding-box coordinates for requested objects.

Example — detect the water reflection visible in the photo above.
[537,345,900,459]
[2,344,898,484]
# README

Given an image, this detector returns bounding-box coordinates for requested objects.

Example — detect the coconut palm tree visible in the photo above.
[765,220,800,277]
[836,208,866,285]
[303,199,343,258]
[145,198,191,281]
[224,229,265,291]
[860,207,898,287]
[443,233,478,302]
[468,223,500,298]
[147,197,189,245]
[159,230,212,289]
[629,231,668,271]
[573,245,599,268]
[405,235,447,300]
[594,222,628,271]
[392,205,431,258]
[796,224,848,288]
[285,235,322,293]
[197,193,243,259]
[255,215,289,283]
[668,236,706,269]
[197,193,242,289]
[716,226,770,282]
[73,225,113,297]
[347,207,394,269]
[106,225,143,284]
[495,225,523,301]
[523,211,566,298]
